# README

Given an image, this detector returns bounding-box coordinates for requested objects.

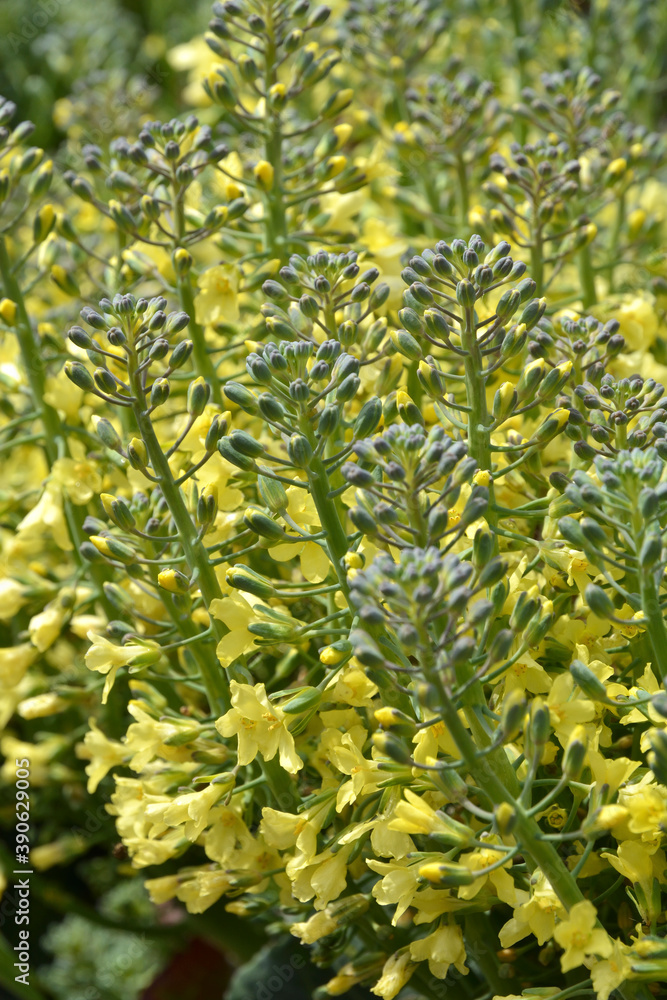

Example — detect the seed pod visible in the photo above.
[247,619,296,641]
[500,689,526,742]
[243,506,286,540]
[281,686,322,714]
[218,438,257,471]
[157,568,192,593]
[64,361,95,392]
[372,731,412,764]
[96,418,122,451]
[257,476,288,514]
[226,566,276,600]
[168,340,193,371]
[648,728,667,786]
[563,725,588,779]
[584,583,615,619]
[495,802,517,835]
[287,433,313,468]
[229,429,265,457]
[90,535,136,565]
[570,658,608,701]
[493,382,517,422]
[187,376,210,416]
[418,862,474,887]
[390,328,422,360]
[224,381,258,413]
[529,698,551,747]
[353,397,382,438]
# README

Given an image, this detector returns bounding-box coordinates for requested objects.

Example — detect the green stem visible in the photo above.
[0,237,60,463]
[129,351,297,807]
[262,8,288,258]
[435,682,586,911]
[456,154,470,230]
[304,452,351,602]
[608,190,625,294]
[172,191,222,405]
[638,565,667,682]
[578,244,597,308]
[0,236,114,615]
[128,353,232,711]
[531,225,544,297]
[462,305,497,537]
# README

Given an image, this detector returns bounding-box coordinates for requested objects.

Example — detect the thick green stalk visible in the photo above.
[638,571,667,682]
[530,224,544,297]
[172,191,222,405]
[607,191,625,294]
[578,244,597,308]
[630,501,667,682]
[300,419,351,602]
[262,7,288,258]
[456,154,470,230]
[461,305,497,537]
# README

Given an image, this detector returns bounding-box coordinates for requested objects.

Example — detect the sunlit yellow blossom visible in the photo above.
[85,632,160,704]
[409,923,468,979]
[590,940,633,1000]
[195,264,240,325]
[553,901,612,972]
[216,681,303,772]
[76,720,127,792]
[371,951,416,999]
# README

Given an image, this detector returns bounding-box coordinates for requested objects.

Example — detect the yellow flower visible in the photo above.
[195,264,239,325]
[617,775,667,839]
[499,873,565,947]
[0,644,37,691]
[590,940,633,1000]
[0,578,27,620]
[553,901,612,972]
[290,908,338,944]
[253,160,274,189]
[144,875,180,905]
[291,845,352,910]
[123,701,201,771]
[175,866,235,913]
[30,835,88,871]
[210,591,264,666]
[85,632,160,704]
[51,454,101,505]
[546,672,595,746]
[147,782,224,841]
[76,720,127,792]
[388,789,472,845]
[17,693,68,719]
[216,680,303,773]
[270,487,330,583]
[16,483,71,550]
[409,923,468,979]
[600,840,665,904]
[29,594,72,652]
[371,950,416,999]
[325,664,377,707]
